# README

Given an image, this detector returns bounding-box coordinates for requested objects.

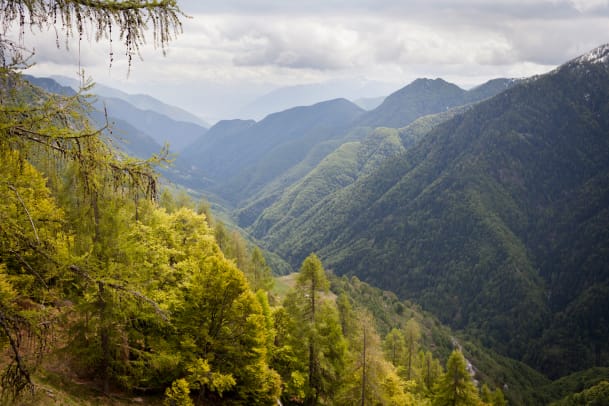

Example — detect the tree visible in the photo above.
[1,0,183,68]
[248,247,274,292]
[433,350,482,406]
[338,311,412,406]
[383,328,406,367]
[336,292,356,338]
[403,318,421,381]
[418,350,443,396]
[480,383,506,406]
[296,253,330,404]
[0,150,68,399]
[0,1,184,398]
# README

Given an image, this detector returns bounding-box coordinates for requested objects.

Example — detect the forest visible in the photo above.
[0,70,508,405]
[1,1,609,405]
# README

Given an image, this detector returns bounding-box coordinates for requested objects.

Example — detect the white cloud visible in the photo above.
[14,0,609,121]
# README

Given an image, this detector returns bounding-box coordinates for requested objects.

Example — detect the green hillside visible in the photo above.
[180,98,365,206]
[357,77,515,129]
[258,45,609,380]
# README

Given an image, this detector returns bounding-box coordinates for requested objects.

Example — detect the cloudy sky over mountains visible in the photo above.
[21,0,609,122]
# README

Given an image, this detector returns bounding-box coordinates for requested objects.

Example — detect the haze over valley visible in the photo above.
[3,1,609,404]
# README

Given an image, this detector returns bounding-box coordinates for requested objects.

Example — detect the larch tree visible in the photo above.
[295,253,330,405]
[338,310,412,406]
[383,327,406,368]
[403,318,421,381]
[0,0,184,399]
[432,349,482,406]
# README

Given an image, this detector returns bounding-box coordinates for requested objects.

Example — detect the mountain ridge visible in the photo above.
[253,44,609,379]
[179,98,365,205]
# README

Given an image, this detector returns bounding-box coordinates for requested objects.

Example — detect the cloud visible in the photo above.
[17,0,609,121]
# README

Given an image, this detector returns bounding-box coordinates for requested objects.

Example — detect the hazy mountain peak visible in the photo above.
[410,77,457,88]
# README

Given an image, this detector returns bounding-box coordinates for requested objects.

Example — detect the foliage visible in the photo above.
[0,0,184,67]
[432,349,481,406]
[551,380,609,405]
[255,46,609,382]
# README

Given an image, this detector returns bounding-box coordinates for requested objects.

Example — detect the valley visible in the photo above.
[3,3,608,401]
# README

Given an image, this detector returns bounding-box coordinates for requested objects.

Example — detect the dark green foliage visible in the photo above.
[540,367,609,404]
[551,380,609,405]
[258,45,609,380]
[357,77,515,129]
[249,127,406,240]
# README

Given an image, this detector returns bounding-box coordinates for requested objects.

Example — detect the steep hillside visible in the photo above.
[180,98,365,205]
[247,106,468,238]
[31,76,208,153]
[259,45,609,379]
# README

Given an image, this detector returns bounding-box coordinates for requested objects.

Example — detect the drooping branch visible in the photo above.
[0,0,185,68]
[1,74,168,201]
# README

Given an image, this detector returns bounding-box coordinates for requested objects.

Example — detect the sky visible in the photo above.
[15,0,609,123]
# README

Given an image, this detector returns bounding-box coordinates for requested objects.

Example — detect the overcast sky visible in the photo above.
[18,0,609,122]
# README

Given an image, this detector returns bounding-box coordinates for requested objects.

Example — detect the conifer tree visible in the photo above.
[383,328,406,367]
[338,311,412,406]
[404,318,421,381]
[433,349,482,406]
[0,1,184,398]
[296,253,330,405]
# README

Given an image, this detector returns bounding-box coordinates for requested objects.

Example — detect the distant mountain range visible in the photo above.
[179,98,365,205]
[50,75,209,127]
[179,75,513,226]
[357,77,516,128]
[236,79,397,120]
[27,75,208,156]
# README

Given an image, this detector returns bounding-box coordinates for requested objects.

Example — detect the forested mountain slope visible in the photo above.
[179,98,365,205]
[258,44,609,379]
[357,77,515,129]
[181,77,512,226]
[247,106,468,237]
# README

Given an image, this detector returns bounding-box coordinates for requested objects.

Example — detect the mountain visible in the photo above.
[353,95,385,110]
[28,75,207,153]
[24,76,163,159]
[246,105,468,235]
[255,44,609,379]
[180,98,365,206]
[239,78,511,235]
[236,79,397,120]
[359,77,516,129]
[91,96,207,152]
[224,78,511,228]
[50,75,209,127]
